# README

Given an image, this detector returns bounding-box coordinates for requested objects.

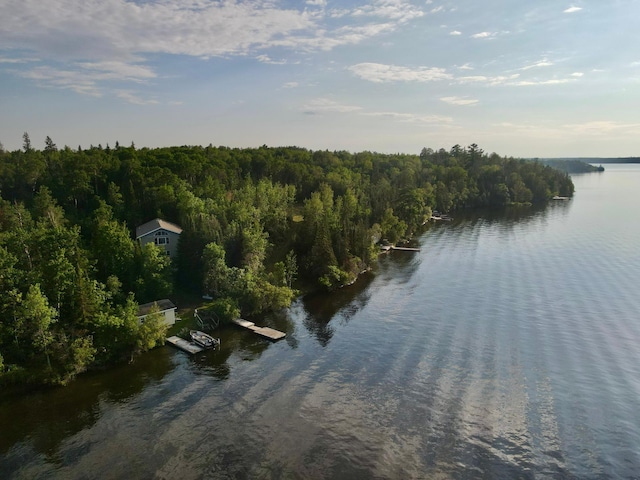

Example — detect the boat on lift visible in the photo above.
[189,330,220,349]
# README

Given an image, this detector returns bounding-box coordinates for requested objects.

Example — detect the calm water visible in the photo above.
[2,165,640,479]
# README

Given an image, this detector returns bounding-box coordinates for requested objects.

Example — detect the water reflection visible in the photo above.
[299,272,374,346]
[0,346,174,459]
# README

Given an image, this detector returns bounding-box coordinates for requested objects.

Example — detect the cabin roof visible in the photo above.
[135,218,182,239]
[137,299,176,317]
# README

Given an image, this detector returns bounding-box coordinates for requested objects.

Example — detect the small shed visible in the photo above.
[137,299,177,326]
[136,218,182,258]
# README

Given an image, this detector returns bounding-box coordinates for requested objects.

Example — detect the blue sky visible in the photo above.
[1,0,639,157]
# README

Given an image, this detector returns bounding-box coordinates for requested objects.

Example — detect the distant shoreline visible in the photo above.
[538,157,640,164]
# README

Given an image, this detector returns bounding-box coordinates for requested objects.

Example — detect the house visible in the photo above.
[135,218,182,258]
[137,299,177,326]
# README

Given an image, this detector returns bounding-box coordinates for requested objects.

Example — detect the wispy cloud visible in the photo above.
[562,120,640,135]
[571,72,584,77]
[301,97,453,126]
[348,62,579,88]
[363,111,453,125]
[564,6,582,13]
[493,120,640,141]
[302,98,363,114]
[18,66,103,96]
[256,55,288,65]
[457,73,523,86]
[449,30,462,36]
[520,59,553,70]
[471,31,497,39]
[77,61,156,81]
[440,96,479,106]
[348,62,452,83]
[0,56,40,64]
[283,82,299,89]
[15,60,156,97]
[511,78,573,86]
[116,91,159,106]
[351,0,425,22]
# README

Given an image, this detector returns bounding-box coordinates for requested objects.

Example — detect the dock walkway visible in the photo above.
[380,245,421,253]
[166,335,205,354]
[232,318,286,341]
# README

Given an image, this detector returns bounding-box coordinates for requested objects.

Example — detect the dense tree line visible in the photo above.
[0,134,573,385]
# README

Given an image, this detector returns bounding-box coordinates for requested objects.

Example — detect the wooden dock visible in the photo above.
[166,336,205,354]
[232,318,286,341]
[391,246,421,252]
[380,245,420,253]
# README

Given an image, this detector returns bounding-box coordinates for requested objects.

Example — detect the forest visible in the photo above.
[0,134,574,386]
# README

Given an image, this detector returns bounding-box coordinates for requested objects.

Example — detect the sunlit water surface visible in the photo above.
[2,165,640,479]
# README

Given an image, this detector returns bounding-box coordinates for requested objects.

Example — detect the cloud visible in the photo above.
[348,62,452,83]
[562,120,640,135]
[498,120,640,139]
[351,0,425,23]
[116,91,159,105]
[363,111,454,125]
[302,98,363,114]
[15,59,156,97]
[301,97,453,127]
[0,0,426,96]
[0,56,40,64]
[283,82,299,88]
[564,6,582,13]
[520,59,554,70]
[449,30,462,36]
[348,61,579,88]
[256,55,287,65]
[511,78,573,86]
[77,61,156,81]
[18,66,103,96]
[471,31,496,39]
[1,1,316,59]
[440,96,479,106]
[457,73,521,86]
[571,72,584,77]
[430,6,445,14]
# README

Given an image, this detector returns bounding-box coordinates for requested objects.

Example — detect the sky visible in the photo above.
[1,0,639,157]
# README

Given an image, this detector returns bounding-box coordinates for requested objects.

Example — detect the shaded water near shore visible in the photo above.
[2,165,640,479]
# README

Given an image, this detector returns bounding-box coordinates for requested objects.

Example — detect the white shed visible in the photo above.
[137,299,177,326]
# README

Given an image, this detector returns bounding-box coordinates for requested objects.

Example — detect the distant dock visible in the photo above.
[232,318,286,341]
[380,245,421,253]
[166,336,205,354]
[430,214,453,222]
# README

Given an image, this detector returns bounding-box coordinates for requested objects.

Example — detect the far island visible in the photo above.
[537,159,605,174]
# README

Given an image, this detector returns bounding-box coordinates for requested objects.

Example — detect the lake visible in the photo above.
[2,164,640,479]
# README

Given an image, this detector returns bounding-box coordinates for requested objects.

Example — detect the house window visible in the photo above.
[154,231,169,245]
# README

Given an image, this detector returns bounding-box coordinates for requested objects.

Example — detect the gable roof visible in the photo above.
[137,299,176,317]
[136,218,182,239]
